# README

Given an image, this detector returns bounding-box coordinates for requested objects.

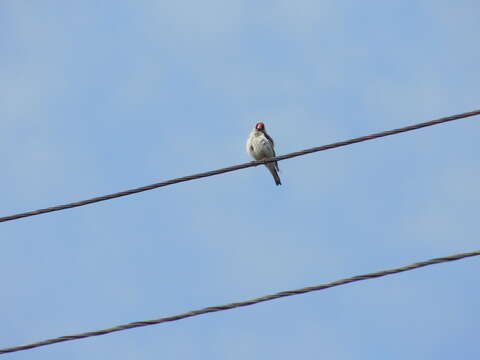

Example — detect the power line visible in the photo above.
[1,249,478,355]
[1,109,479,224]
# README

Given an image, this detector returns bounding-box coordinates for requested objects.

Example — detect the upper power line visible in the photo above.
[1,109,479,224]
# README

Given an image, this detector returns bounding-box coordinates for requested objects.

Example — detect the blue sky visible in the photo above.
[2,1,480,358]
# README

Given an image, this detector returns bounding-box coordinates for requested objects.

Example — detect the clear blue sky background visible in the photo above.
[2,1,479,359]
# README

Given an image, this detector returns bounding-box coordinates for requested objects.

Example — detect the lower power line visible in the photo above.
[1,249,478,355]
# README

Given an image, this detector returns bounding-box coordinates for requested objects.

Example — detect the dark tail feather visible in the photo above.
[266,164,282,186]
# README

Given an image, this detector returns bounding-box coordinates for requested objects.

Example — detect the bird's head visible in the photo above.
[255,122,265,131]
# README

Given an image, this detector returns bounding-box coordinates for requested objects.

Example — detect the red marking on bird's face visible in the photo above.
[255,122,265,131]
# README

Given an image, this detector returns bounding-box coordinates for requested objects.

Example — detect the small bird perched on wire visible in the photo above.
[246,122,282,186]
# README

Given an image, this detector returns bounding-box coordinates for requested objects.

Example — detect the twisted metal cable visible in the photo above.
[1,109,479,223]
[1,249,478,355]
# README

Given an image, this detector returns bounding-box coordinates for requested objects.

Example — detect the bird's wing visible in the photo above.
[264,132,275,147]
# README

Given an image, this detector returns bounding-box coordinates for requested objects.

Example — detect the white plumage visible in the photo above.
[246,122,282,186]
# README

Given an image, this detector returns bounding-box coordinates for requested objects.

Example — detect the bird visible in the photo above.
[246,122,282,186]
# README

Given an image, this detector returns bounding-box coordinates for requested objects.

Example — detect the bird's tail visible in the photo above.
[266,163,282,186]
